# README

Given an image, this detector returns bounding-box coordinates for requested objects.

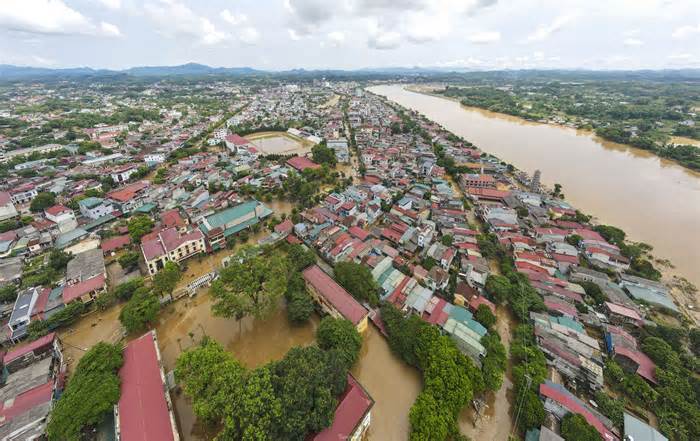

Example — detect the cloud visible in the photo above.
[672,24,700,39]
[368,30,401,50]
[0,0,121,37]
[145,0,229,46]
[284,0,334,37]
[220,9,248,26]
[326,31,345,47]
[623,37,643,46]
[468,31,501,44]
[288,28,302,40]
[525,11,581,43]
[97,0,121,10]
[238,27,260,45]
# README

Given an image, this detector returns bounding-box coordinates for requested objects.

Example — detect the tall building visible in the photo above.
[530,169,542,193]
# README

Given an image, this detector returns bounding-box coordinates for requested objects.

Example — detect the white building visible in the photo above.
[44,205,78,233]
[10,184,38,205]
[79,197,115,220]
[110,165,139,184]
[0,191,18,221]
[144,153,166,164]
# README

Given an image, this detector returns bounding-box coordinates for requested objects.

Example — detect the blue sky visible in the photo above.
[0,0,699,70]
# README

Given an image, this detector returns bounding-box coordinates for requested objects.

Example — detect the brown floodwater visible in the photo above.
[369,85,700,292]
[351,325,422,440]
[155,293,320,440]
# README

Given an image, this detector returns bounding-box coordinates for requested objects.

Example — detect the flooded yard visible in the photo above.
[247,132,311,155]
[156,294,321,440]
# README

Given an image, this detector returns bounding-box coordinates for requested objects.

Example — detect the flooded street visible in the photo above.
[459,306,516,440]
[352,326,422,441]
[369,85,700,292]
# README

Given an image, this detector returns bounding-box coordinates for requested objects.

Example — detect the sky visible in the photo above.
[0,0,699,71]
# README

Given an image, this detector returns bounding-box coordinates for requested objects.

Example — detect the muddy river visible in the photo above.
[369,85,700,293]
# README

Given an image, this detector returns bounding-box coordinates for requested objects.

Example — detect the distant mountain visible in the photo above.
[0,64,116,79]
[1,63,699,81]
[124,63,262,76]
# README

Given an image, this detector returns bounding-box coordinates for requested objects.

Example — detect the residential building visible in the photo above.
[114,331,179,441]
[9,183,37,205]
[311,374,373,441]
[44,204,77,233]
[141,227,206,275]
[302,265,369,332]
[0,191,18,221]
[198,200,272,250]
[79,197,115,220]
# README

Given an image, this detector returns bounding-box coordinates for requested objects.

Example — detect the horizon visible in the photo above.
[0,1,698,71]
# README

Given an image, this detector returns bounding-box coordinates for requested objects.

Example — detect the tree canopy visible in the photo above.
[210,247,288,320]
[334,261,379,306]
[29,192,56,212]
[127,215,154,241]
[119,287,160,333]
[560,413,602,441]
[47,343,124,441]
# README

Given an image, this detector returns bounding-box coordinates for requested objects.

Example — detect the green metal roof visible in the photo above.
[201,200,272,234]
[79,197,104,209]
[134,203,157,214]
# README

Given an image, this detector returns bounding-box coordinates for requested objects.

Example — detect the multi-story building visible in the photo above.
[9,183,37,205]
[79,197,115,220]
[141,227,206,275]
[198,200,272,250]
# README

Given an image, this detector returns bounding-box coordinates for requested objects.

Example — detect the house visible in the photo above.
[62,273,107,304]
[141,228,206,275]
[311,374,373,441]
[302,265,369,332]
[110,165,140,184]
[0,332,64,440]
[224,134,251,152]
[107,181,149,213]
[144,153,166,165]
[79,197,116,220]
[198,200,272,250]
[44,205,77,233]
[603,302,643,327]
[115,331,179,441]
[9,183,37,205]
[7,287,42,340]
[101,235,131,255]
[66,248,106,284]
[0,191,18,221]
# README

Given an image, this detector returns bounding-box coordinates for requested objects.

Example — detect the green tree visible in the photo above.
[334,262,379,306]
[441,234,454,246]
[0,284,18,303]
[118,250,140,270]
[287,289,314,324]
[316,317,362,369]
[311,143,337,166]
[560,413,602,441]
[46,343,123,441]
[127,215,154,241]
[152,261,181,298]
[481,333,507,391]
[287,243,316,272]
[485,274,512,304]
[119,288,160,333]
[210,247,288,320]
[29,192,56,212]
[113,277,144,301]
[408,392,451,441]
[475,304,497,329]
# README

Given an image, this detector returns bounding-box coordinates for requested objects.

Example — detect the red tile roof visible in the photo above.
[539,382,617,441]
[348,226,369,241]
[613,346,657,384]
[302,265,368,326]
[63,274,106,303]
[101,235,131,253]
[225,134,250,145]
[0,380,53,422]
[160,209,185,229]
[312,374,373,441]
[118,332,176,441]
[108,181,148,202]
[3,332,56,365]
[286,156,321,171]
[45,204,71,216]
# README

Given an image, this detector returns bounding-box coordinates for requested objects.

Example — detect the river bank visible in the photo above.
[370,85,700,321]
